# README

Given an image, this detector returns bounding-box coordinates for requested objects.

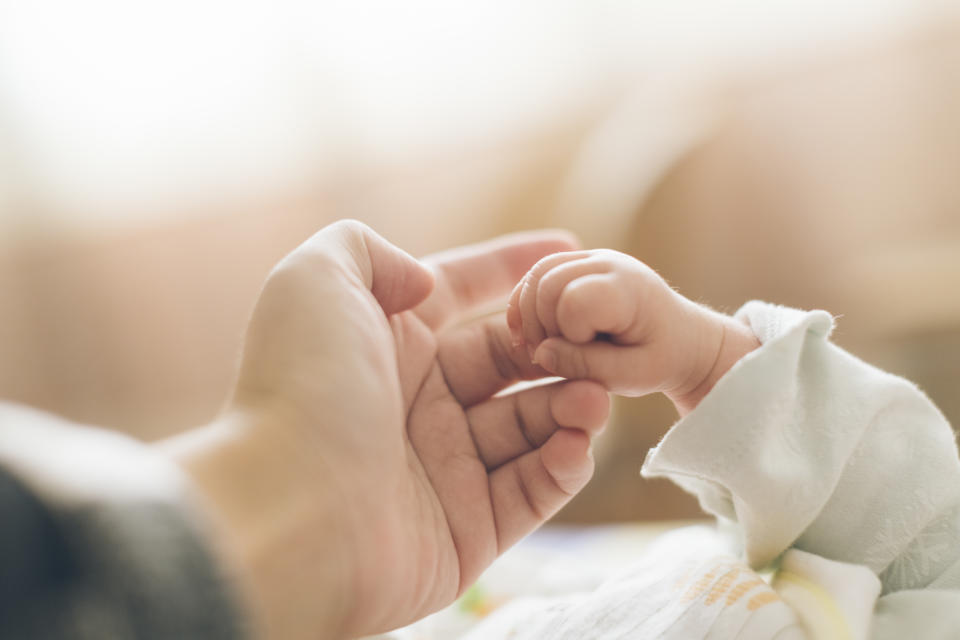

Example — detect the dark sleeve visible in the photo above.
[0,406,248,640]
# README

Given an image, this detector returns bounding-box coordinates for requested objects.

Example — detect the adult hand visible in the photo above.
[167,221,610,639]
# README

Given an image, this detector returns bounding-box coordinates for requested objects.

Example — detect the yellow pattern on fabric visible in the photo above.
[774,570,852,640]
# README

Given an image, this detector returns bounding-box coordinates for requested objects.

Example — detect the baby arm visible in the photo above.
[506,249,760,414]
[509,248,960,637]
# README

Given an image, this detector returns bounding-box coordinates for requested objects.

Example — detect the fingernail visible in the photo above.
[510,327,524,349]
[534,346,556,372]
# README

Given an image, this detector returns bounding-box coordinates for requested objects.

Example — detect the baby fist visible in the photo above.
[506,249,718,399]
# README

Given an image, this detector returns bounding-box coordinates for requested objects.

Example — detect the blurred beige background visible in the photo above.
[1,0,958,523]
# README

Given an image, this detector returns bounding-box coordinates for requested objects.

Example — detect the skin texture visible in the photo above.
[506,249,761,416]
[163,221,611,639]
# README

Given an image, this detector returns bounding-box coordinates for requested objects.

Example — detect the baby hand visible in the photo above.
[506,249,737,410]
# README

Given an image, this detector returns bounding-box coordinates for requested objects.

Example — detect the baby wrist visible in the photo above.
[667,308,759,416]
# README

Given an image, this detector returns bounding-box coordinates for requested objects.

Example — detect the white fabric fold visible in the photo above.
[642,301,960,593]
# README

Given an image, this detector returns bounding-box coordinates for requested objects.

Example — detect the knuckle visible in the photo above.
[593,248,621,261]
[527,255,555,282]
[330,218,368,236]
[592,248,626,269]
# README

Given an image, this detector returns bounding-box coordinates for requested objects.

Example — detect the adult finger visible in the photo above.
[436,314,549,407]
[465,380,609,470]
[488,428,595,553]
[417,230,579,330]
[406,363,500,592]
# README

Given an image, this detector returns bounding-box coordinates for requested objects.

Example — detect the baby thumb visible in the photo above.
[533,338,643,396]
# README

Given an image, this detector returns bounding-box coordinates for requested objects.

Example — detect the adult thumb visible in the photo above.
[314,219,435,315]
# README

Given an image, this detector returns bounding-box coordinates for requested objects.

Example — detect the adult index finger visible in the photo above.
[416,229,579,330]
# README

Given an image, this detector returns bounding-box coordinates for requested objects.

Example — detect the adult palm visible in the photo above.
[229,220,609,638]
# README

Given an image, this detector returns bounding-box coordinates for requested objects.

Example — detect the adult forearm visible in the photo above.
[163,410,352,640]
